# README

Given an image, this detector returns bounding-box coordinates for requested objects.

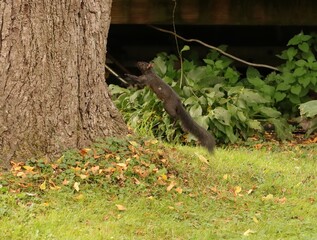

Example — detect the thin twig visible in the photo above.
[105,64,128,84]
[150,25,280,72]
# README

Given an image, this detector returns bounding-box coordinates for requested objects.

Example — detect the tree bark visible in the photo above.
[0,0,128,166]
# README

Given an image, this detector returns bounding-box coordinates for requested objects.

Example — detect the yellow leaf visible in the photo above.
[73,182,80,192]
[16,172,25,177]
[262,194,274,201]
[234,186,242,195]
[223,174,228,180]
[116,163,127,168]
[23,166,35,171]
[161,174,168,181]
[166,181,176,192]
[40,180,46,190]
[129,141,139,147]
[56,155,64,163]
[79,174,88,179]
[115,204,127,211]
[50,185,61,190]
[41,202,50,207]
[74,194,85,200]
[195,153,210,166]
[243,229,256,236]
[253,216,259,223]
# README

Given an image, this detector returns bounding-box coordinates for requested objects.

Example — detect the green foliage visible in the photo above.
[110,32,317,143]
[110,50,294,144]
[271,32,317,113]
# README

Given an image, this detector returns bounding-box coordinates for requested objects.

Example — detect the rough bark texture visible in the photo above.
[0,0,128,166]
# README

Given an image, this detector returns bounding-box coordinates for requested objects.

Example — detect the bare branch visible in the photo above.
[150,25,280,72]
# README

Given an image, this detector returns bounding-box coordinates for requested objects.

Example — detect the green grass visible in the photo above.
[0,138,316,239]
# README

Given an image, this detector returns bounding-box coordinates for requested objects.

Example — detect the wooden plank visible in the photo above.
[111,0,317,25]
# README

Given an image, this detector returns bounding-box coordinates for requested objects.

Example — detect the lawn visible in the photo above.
[0,137,316,239]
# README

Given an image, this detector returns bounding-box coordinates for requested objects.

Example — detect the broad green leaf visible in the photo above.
[247,119,262,131]
[213,107,231,126]
[298,76,311,88]
[246,67,261,79]
[289,94,301,104]
[153,56,167,75]
[299,100,317,118]
[287,32,312,46]
[259,107,281,118]
[225,67,240,84]
[293,67,306,77]
[298,42,309,53]
[286,47,298,61]
[237,111,247,122]
[276,82,291,91]
[248,77,264,88]
[290,84,302,95]
[239,89,269,104]
[274,92,286,102]
[181,45,190,52]
[268,118,293,140]
[189,104,203,118]
[295,59,307,67]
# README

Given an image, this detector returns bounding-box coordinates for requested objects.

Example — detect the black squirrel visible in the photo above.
[126,61,215,152]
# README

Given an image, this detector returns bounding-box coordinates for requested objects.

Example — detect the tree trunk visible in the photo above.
[0,0,128,166]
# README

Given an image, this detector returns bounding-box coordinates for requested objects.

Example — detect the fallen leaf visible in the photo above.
[175,187,183,194]
[91,166,100,174]
[234,186,242,195]
[115,204,127,211]
[129,141,139,147]
[73,182,80,192]
[262,194,274,201]
[243,229,256,236]
[23,166,35,171]
[79,174,88,179]
[74,194,85,200]
[80,148,91,156]
[62,179,70,185]
[253,216,259,223]
[40,180,46,190]
[195,153,210,166]
[166,181,176,192]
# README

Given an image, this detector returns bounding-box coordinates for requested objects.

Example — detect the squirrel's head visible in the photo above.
[136,61,153,72]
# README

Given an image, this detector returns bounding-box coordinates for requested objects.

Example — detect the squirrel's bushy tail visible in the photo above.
[177,105,215,152]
